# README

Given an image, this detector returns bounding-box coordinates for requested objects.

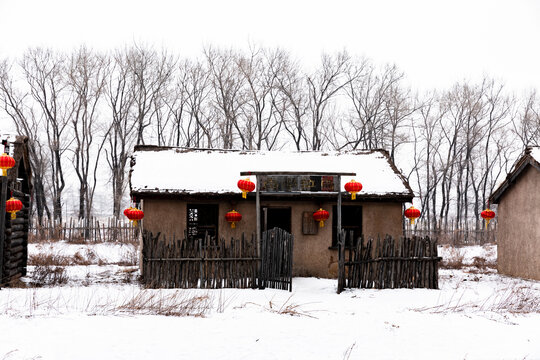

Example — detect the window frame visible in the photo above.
[186,203,219,241]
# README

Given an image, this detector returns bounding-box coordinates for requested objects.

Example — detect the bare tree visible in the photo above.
[105,49,137,218]
[179,59,215,148]
[338,61,403,150]
[513,90,540,147]
[128,45,176,146]
[0,59,51,225]
[66,46,109,223]
[205,47,246,149]
[271,50,309,150]
[161,70,188,146]
[409,91,445,231]
[236,47,282,150]
[21,48,69,224]
[306,51,351,150]
[383,81,419,161]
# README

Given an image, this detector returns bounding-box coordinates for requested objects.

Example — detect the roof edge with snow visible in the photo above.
[129,146,414,201]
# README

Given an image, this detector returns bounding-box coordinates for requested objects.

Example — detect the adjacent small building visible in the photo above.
[0,134,32,286]
[490,146,540,281]
[130,146,414,278]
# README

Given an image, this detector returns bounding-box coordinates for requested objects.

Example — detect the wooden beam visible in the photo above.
[240,171,356,176]
[256,175,261,257]
[337,175,344,294]
[0,176,7,287]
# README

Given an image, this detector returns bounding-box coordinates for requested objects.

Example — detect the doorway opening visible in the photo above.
[262,207,292,233]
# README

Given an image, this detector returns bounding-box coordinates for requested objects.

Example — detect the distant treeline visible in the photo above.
[0,45,535,230]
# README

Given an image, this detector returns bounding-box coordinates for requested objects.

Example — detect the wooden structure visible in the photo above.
[130,147,414,283]
[142,227,293,291]
[489,146,540,280]
[337,232,441,293]
[0,135,32,286]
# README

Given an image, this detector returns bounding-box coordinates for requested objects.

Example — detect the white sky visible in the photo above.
[1,0,540,94]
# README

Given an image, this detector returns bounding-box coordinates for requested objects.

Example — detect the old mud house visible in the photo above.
[490,146,540,281]
[130,146,414,278]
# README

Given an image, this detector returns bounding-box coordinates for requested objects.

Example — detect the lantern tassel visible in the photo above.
[319,220,324,228]
[10,211,16,220]
[231,222,236,229]
[485,219,490,229]
[242,191,247,199]
[2,169,6,177]
[351,192,356,200]
[133,220,138,227]
[411,218,415,226]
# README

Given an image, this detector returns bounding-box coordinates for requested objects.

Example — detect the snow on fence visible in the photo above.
[142,228,293,291]
[29,217,137,243]
[338,233,441,292]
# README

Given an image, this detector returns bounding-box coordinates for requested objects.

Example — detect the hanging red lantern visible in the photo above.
[404,206,421,225]
[123,207,134,218]
[225,210,242,229]
[481,208,496,229]
[344,179,363,200]
[6,197,23,219]
[0,153,15,177]
[126,208,144,226]
[313,208,329,228]
[237,178,255,199]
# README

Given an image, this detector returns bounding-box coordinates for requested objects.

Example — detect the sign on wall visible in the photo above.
[259,175,338,193]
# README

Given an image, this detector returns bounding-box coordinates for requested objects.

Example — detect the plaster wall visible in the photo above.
[141,196,404,278]
[497,165,540,280]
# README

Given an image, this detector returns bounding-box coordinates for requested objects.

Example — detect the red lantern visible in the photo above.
[0,153,15,177]
[344,179,363,200]
[237,178,255,199]
[313,208,329,228]
[481,208,495,228]
[225,210,242,229]
[126,208,144,226]
[404,206,421,225]
[6,197,23,220]
[123,207,134,218]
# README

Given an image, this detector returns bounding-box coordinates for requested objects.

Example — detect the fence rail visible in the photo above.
[338,232,441,292]
[142,231,260,289]
[404,228,496,245]
[142,228,293,291]
[29,217,137,243]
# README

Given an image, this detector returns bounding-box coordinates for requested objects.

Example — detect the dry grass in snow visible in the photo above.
[1,241,539,359]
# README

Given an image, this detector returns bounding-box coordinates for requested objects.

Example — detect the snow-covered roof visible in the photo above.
[130,147,413,198]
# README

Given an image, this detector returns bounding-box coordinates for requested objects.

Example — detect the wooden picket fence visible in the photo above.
[259,227,294,291]
[142,231,260,289]
[338,233,441,292]
[404,218,497,245]
[142,228,293,291]
[29,217,137,243]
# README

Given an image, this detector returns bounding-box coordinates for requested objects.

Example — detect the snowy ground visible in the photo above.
[1,242,539,360]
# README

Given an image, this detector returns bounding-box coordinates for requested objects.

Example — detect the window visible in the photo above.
[187,204,219,240]
[332,205,362,247]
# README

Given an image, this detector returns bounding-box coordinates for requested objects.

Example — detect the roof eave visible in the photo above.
[490,154,540,204]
